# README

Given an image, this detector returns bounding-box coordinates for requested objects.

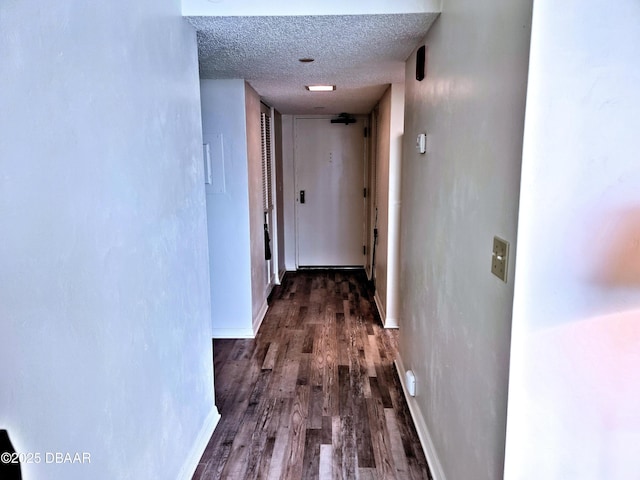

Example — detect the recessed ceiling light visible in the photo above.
[306,85,336,92]
[298,58,315,63]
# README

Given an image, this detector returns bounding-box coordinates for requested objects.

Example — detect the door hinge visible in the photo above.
[363,188,367,198]
[364,127,368,138]
[363,245,367,255]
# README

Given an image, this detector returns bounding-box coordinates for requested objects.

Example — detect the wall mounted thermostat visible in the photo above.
[416,133,426,154]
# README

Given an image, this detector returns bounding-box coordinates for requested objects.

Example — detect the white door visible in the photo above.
[295,117,365,267]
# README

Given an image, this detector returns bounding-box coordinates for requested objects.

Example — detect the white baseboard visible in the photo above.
[212,327,255,339]
[384,316,399,329]
[177,406,220,480]
[212,294,269,339]
[253,297,269,335]
[373,291,398,328]
[394,356,447,480]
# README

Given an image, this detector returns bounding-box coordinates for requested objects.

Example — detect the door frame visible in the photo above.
[365,108,378,281]
[293,115,369,269]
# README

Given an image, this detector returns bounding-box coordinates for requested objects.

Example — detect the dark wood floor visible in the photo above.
[193,270,431,480]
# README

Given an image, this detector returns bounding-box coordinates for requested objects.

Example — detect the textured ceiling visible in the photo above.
[187,14,439,114]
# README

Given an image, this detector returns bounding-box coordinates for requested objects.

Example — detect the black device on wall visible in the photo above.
[330,113,357,125]
[416,45,426,81]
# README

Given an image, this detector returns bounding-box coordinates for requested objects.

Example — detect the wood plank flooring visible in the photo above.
[193,270,432,480]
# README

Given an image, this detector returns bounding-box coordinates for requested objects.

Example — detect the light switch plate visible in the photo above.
[416,133,426,154]
[202,143,212,184]
[491,236,509,282]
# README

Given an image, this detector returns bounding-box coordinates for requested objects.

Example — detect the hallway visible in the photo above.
[194,270,431,479]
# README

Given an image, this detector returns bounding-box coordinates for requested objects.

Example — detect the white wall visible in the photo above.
[386,84,405,328]
[183,0,441,16]
[373,83,405,328]
[397,1,532,479]
[0,1,216,479]
[200,80,271,337]
[374,88,392,322]
[245,84,271,330]
[504,1,640,478]
[200,79,254,338]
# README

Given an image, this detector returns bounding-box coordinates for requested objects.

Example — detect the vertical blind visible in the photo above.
[260,112,273,213]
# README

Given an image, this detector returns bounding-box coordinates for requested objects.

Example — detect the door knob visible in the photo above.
[300,190,305,204]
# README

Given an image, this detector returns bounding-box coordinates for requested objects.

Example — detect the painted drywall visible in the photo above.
[373,83,405,328]
[274,110,286,280]
[374,87,393,323]
[246,83,271,331]
[200,79,254,338]
[0,1,217,479]
[183,0,442,17]
[281,115,297,270]
[504,1,640,478]
[397,1,532,479]
[200,80,272,337]
[386,83,405,329]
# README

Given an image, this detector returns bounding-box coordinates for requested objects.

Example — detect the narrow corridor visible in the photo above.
[194,270,431,479]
